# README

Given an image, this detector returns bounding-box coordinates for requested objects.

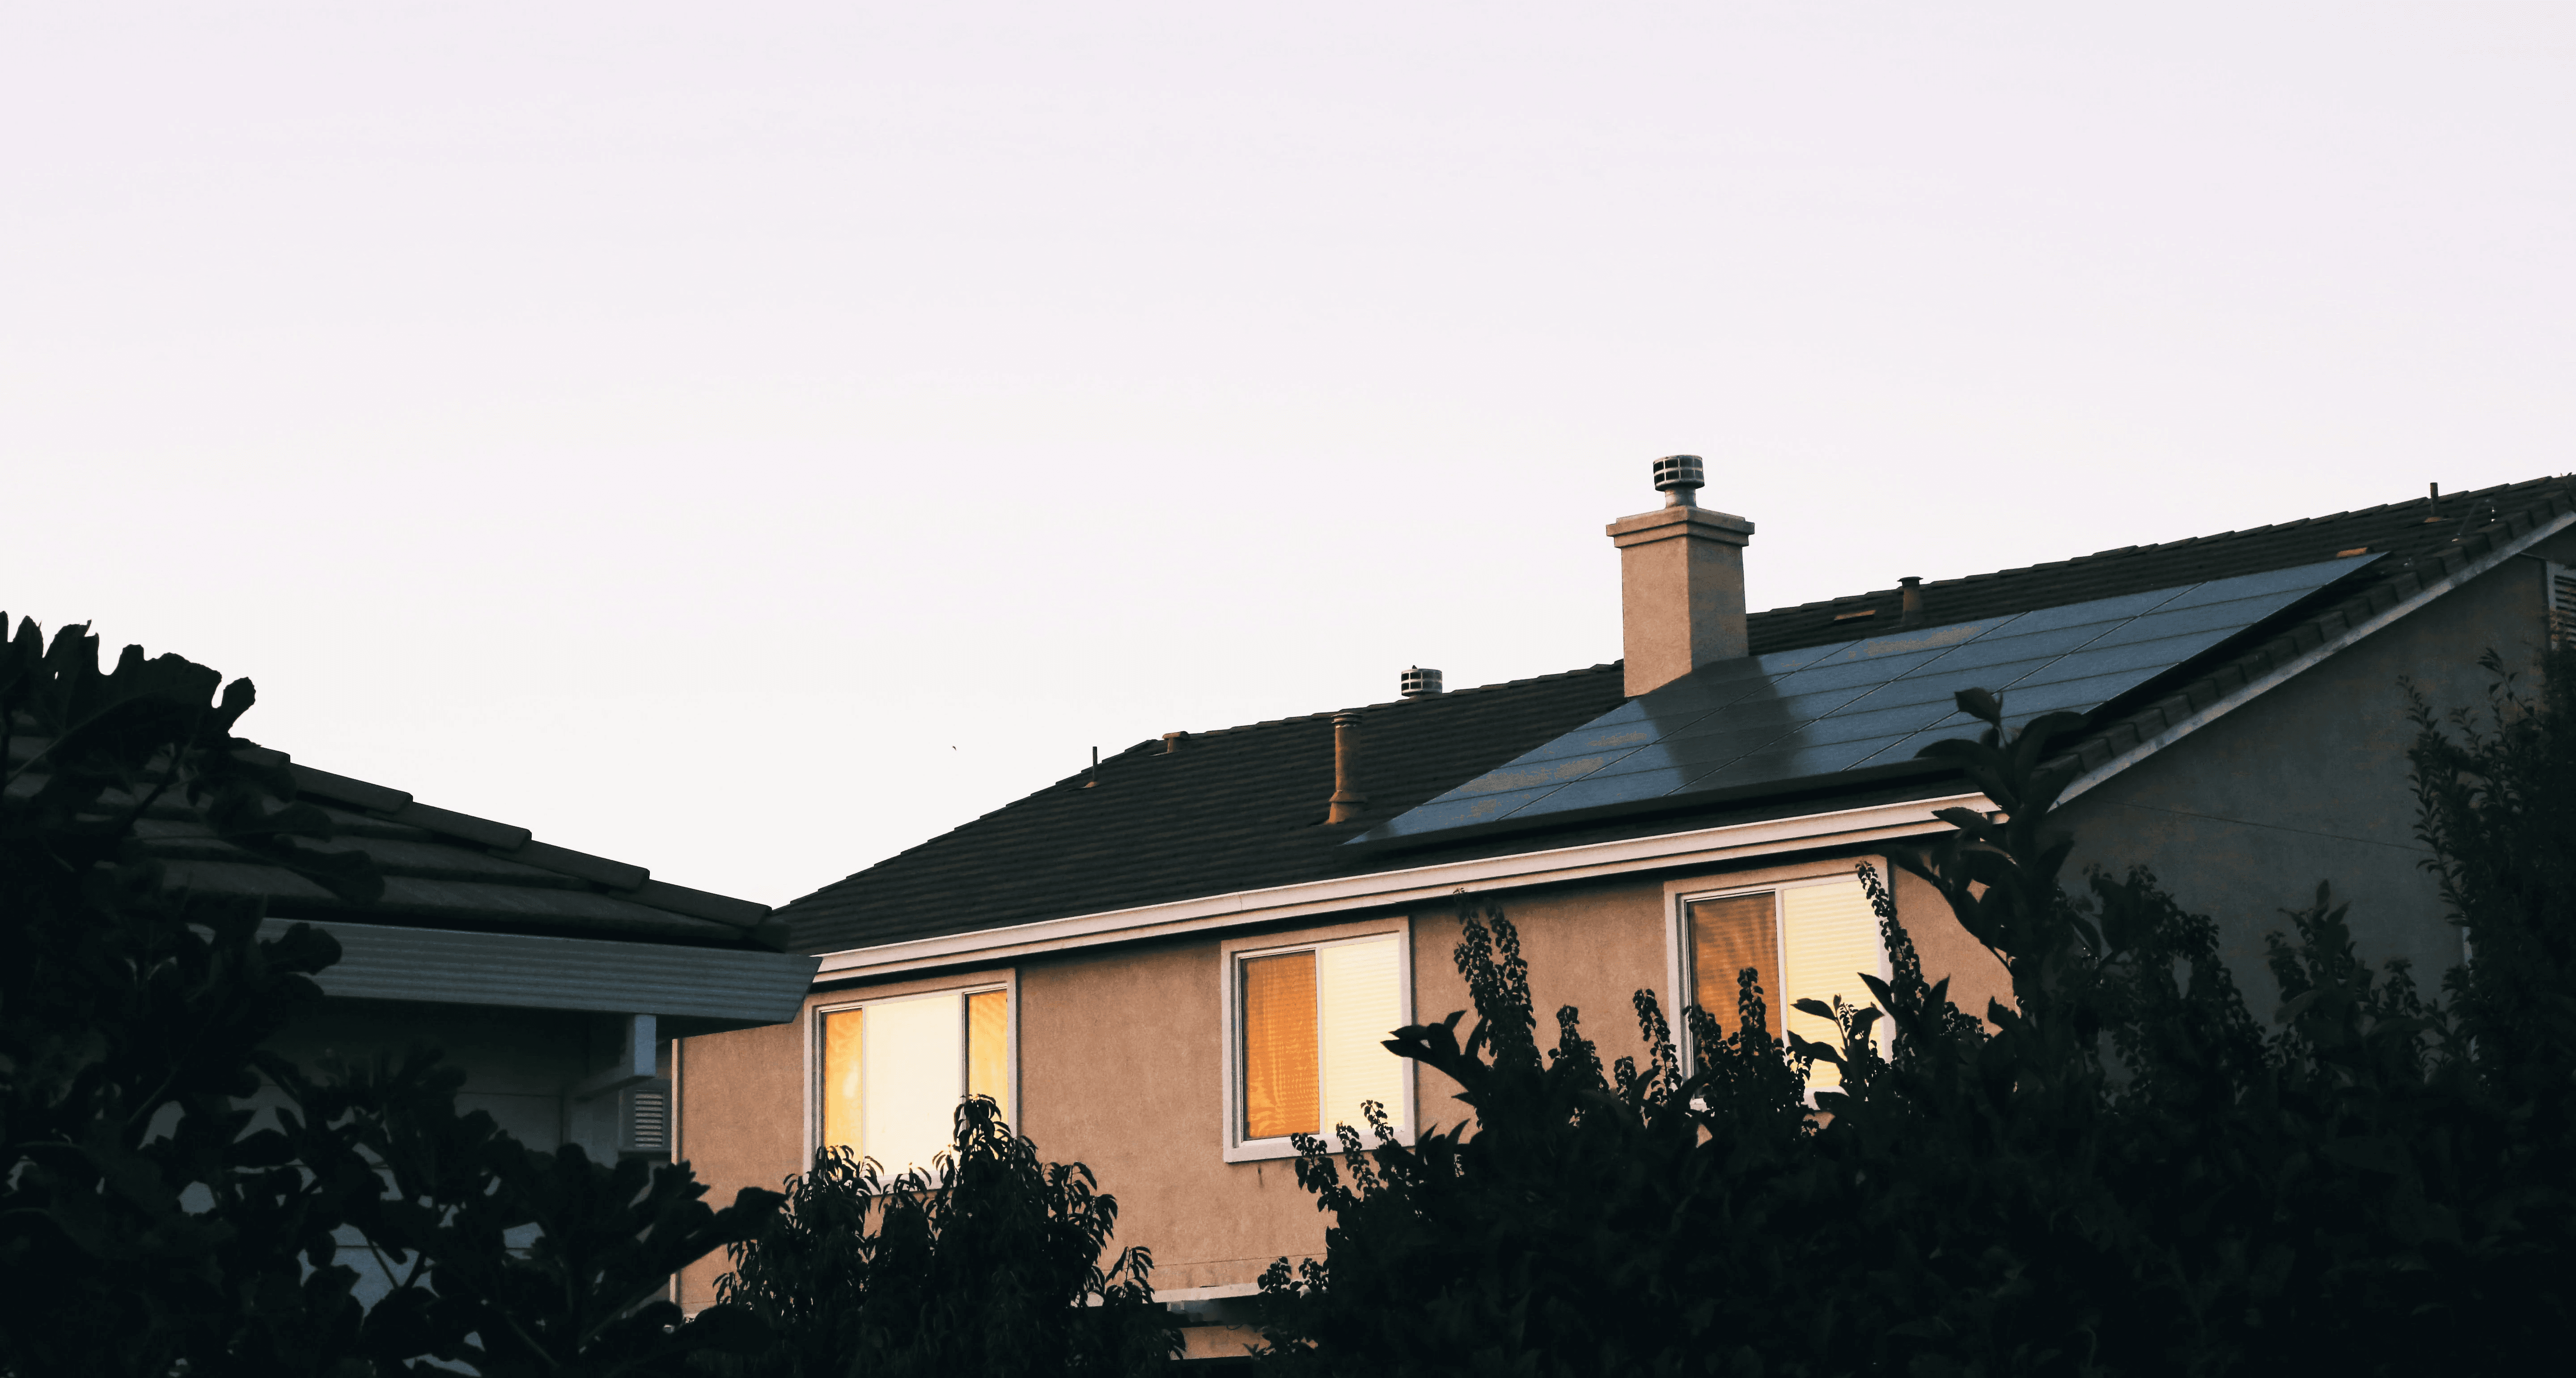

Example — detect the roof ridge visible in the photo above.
[1749,474,2575,615]
[1149,661,1627,743]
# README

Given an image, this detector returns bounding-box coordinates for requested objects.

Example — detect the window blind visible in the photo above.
[1241,951,1320,1139]
[967,988,1010,1123]
[1316,937,1404,1138]
[1779,881,1886,1089]
[1688,892,1782,1036]
[821,1007,864,1157]
[856,992,959,1175]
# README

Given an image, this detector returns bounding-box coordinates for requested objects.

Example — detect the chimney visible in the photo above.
[1899,576,1924,626]
[1606,455,1755,697]
[1326,713,1368,824]
[1399,666,1443,698]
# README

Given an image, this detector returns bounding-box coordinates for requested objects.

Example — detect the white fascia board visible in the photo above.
[1155,1281,1265,1303]
[812,792,1991,982]
[258,917,820,1025]
[2058,509,2576,806]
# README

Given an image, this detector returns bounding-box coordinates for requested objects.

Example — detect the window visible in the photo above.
[1682,877,1886,1090]
[1228,930,1408,1156]
[818,986,1009,1175]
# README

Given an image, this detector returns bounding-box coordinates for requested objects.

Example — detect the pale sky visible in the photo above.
[6,4,2571,906]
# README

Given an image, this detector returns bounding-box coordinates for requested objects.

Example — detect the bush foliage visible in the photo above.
[707,1096,1175,1377]
[1257,666,2576,1376]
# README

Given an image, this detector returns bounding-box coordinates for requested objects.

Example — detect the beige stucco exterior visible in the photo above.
[675,847,2005,1313]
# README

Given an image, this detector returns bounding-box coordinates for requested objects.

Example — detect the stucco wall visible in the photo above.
[674,1015,805,1309]
[2056,537,2569,1011]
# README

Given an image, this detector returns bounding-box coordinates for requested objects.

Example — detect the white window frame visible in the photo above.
[803,967,1018,1169]
[1664,858,1893,1083]
[1219,918,1415,1164]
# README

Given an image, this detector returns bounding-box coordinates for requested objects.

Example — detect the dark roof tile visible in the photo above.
[13,729,775,950]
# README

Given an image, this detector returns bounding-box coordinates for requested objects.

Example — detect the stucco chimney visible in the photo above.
[1606,455,1755,698]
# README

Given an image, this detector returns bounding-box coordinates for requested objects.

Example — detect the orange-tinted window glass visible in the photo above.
[966,988,1009,1124]
[820,1007,864,1153]
[1241,950,1320,1139]
[1690,892,1781,1036]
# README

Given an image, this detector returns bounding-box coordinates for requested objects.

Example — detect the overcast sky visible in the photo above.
[6,4,2571,905]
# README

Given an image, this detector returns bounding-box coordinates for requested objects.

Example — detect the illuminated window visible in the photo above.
[1233,933,1406,1149]
[818,986,1009,1175]
[1684,878,1886,1090]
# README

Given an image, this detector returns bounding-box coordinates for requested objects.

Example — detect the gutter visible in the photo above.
[260,917,820,1031]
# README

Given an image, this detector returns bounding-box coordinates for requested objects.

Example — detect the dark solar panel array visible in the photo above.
[1355,553,2381,845]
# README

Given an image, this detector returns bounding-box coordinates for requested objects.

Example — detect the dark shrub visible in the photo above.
[1258,674,2576,1376]
[0,615,778,1377]
[709,1095,1175,1377]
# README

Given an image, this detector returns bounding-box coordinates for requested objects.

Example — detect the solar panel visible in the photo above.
[1353,552,2381,846]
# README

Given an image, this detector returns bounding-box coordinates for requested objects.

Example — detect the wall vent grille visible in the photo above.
[2551,562,2576,652]
[619,1085,671,1157]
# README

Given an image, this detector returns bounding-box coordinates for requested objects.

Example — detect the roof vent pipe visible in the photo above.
[1900,576,1924,626]
[1327,713,1368,824]
[1399,666,1443,698]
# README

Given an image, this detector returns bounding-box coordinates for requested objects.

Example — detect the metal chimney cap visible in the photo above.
[1399,666,1444,699]
[1652,454,1704,507]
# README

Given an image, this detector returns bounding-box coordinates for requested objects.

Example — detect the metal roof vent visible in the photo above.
[1652,454,1704,508]
[1400,666,1444,699]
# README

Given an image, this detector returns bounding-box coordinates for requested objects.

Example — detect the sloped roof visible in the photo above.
[780,474,2576,957]
[4,729,783,950]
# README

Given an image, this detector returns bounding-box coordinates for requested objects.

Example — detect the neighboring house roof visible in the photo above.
[142,756,786,950]
[9,726,816,1028]
[780,475,2576,958]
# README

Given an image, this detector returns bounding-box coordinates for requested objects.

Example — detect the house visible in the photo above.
[674,467,2576,1360]
[186,757,820,1166]
[123,746,815,1227]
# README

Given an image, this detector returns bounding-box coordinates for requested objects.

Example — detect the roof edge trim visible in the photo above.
[809,791,1991,983]
[260,917,817,1026]
[2058,507,2576,807]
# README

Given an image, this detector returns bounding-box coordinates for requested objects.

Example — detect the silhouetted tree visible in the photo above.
[0,615,779,1377]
